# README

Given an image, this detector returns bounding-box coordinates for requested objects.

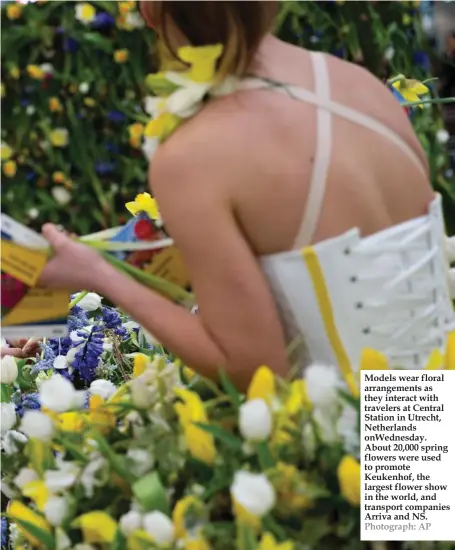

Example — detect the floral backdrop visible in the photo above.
[1,0,454,235]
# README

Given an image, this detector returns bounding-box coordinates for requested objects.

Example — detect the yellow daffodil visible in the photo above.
[173,496,206,539]
[1,142,13,161]
[133,353,149,377]
[184,539,211,550]
[125,192,160,220]
[177,44,223,83]
[27,64,45,80]
[285,379,312,414]
[392,77,429,107]
[3,160,17,178]
[129,122,144,139]
[424,349,444,370]
[10,66,20,79]
[22,480,49,511]
[157,38,188,72]
[273,462,312,510]
[337,455,361,506]
[88,395,116,433]
[446,331,455,370]
[49,97,63,113]
[360,348,389,370]
[127,530,155,550]
[114,49,129,63]
[84,97,96,107]
[247,365,276,403]
[6,3,23,20]
[232,499,260,530]
[174,388,216,465]
[74,511,118,544]
[8,500,52,547]
[52,171,66,184]
[259,533,294,550]
[58,411,85,432]
[49,128,69,148]
[144,112,181,141]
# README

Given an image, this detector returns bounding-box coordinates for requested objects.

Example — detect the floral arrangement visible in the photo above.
[1,0,453,235]
[1,286,454,550]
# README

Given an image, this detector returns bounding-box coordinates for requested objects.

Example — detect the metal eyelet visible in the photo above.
[363,327,371,335]
[355,302,363,309]
[344,247,351,255]
[350,276,357,283]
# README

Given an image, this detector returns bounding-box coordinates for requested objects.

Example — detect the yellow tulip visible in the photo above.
[133,353,149,377]
[184,539,211,550]
[259,532,294,550]
[6,4,23,20]
[360,348,389,370]
[274,462,311,510]
[8,501,52,547]
[125,192,161,220]
[174,388,216,465]
[127,530,155,550]
[424,349,444,370]
[247,365,275,402]
[75,511,118,544]
[58,411,85,432]
[285,379,312,414]
[337,455,361,506]
[232,499,260,530]
[22,480,49,511]
[177,44,223,83]
[173,496,205,539]
[446,331,455,370]
[88,395,116,433]
[3,160,17,178]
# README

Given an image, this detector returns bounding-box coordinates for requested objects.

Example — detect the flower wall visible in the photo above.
[1,0,454,235]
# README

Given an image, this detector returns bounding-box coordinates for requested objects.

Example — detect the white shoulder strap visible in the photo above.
[292,51,332,247]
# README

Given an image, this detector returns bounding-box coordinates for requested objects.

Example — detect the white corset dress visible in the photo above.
[261,194,455,372]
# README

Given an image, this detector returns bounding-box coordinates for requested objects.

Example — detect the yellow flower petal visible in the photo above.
[177,44,223,83]
[125,192,161,220]
[337,455,361,506]
[424,349,444,370]
[232,499,260,530]
[360,348,389,370]
[57,411,85,432]
[172,495,202,539]
[247,366,275,402]
[127,530,155,550]
[285,379,312,414]
[259,532,294,550]
[22,480,50,512]
[8,501,52,546]
[75,511,117,544]
[133,353,148,377]
[445,331,455,370]
[144,113,180,141]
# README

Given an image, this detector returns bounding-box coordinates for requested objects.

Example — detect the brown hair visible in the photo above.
[143,1,278,79]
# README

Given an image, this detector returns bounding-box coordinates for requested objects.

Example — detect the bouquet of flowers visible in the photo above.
[1,290,454,550]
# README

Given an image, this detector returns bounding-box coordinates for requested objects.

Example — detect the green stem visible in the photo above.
[402,97,455,107]
[68,291,88,311]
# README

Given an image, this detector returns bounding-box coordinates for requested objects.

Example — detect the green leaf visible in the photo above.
[132,472,170,515]
[144,73,180,96]
[92,433,133,482]
[0,384,13,403]
[110,527,127,550]
[11,518,55,550]
[83,32,113,53]
[194,422,243,451]
[236,523,257,550]
[218,370,242,409]
[256,441,275,470]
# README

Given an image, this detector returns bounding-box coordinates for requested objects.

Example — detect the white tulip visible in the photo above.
[231,471,276,517]
[51,186,72,205]
[20,411,54,441]
[89,379,116,400]
[14,467,37,489]
[384,46,395,61]
[120,510,143,536]
[45,468,78,492]
[446,236,455,263]
[76,292,102,312]
[239,399,272,442]
[143,96,164,117]
[44,496,68,526]
[28,207,39,219]
[143,511,175,545]
[53,355,68,370]
[39,375,85,412]
[305,363,340,409]
[65,345,82,366]
[1,355,18,384]
[1,403,16,433]
[127,448,154,477]
[1,430,27,455]
[79,82,90,94]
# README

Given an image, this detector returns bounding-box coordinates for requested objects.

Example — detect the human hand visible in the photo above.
[38,224,107,292]
[1,338,41,359]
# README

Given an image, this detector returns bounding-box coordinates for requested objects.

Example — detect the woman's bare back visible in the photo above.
[155,35,433,258]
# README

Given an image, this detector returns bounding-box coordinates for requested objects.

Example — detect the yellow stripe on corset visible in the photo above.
[302,247,359,396]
